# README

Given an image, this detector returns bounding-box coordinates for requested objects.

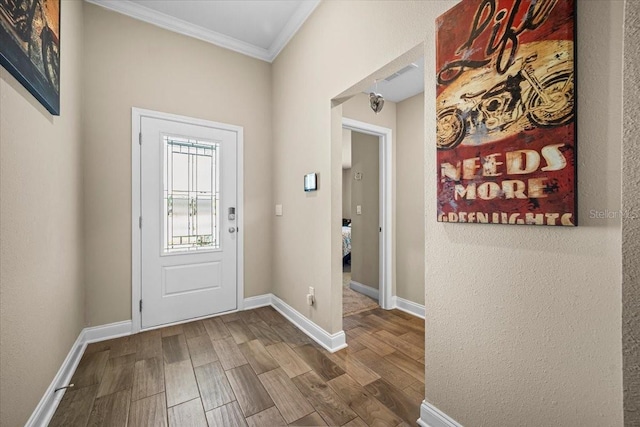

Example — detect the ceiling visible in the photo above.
[365,58,424,103]
[86,0,320,62]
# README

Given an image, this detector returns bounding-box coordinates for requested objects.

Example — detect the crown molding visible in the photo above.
[84,0,319,63]
[268,0,320,60]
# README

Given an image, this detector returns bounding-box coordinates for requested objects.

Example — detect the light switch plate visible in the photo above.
[275,204,283,216]
[356,205,362,215]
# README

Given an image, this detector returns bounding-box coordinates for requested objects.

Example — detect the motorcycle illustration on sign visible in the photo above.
[437,51,574,150]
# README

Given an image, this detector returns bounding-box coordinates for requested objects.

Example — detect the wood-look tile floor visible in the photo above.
[50,306,425,427]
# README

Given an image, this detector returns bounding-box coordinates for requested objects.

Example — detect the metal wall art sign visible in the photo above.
[436,0,576,226]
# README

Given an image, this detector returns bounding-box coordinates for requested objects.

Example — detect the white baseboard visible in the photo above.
[392,296,426,319]
[418,400,463,427]
[349,280,379,301]
[270,294,347,353]
[25,320,133,427]
[24,331,86,427]
[244,294,346,353]
[349,281,425,320]
[243,294,272,310]
[84,320,133,343]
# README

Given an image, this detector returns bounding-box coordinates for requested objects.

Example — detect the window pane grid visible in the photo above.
[163,135,220,253]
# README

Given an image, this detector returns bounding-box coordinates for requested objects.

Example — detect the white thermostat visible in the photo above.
[304,173,318,192]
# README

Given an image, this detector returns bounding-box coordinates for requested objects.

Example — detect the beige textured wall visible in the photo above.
[623,1,640,424]
[0,1,85,425]
[424,3,623,424]
[350,132,380,291]
[396,92,424,305]
[342,169,351,219]
[273,0,624,425]
[82,4,273,326]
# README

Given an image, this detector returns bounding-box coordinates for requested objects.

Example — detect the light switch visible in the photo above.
[356,205,362,215]
[275,204,283,216]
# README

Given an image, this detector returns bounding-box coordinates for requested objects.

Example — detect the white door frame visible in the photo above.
[131,107,244,334]
[342,118,393,310]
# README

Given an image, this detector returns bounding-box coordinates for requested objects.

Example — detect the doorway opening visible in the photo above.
[331,43,426,333]
[341,119,392,317]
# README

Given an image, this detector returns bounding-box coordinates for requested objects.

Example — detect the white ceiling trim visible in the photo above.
[267,1,319,60]
[84,0,320,63]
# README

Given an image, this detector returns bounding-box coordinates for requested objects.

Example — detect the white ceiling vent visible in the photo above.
[384,63,418,82]
[364,58,424,103]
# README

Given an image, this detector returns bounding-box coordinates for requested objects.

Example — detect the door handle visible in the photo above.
[228,227,236,233]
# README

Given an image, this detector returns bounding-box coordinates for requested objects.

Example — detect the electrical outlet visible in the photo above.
[307,286,315,306]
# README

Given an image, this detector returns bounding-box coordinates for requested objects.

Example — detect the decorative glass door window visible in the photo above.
[163,135,220,253]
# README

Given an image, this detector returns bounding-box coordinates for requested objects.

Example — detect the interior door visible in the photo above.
[140,116,237,329]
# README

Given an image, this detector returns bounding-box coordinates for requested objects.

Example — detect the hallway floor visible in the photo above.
[343,271,379,316]
[50,306,425,426]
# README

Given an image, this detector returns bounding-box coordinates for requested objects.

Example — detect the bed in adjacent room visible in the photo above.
[342,219,351,265]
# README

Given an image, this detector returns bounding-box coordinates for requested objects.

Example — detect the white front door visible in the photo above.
[140,116,238,329]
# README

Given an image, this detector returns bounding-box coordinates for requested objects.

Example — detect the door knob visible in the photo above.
[229,227,236,233]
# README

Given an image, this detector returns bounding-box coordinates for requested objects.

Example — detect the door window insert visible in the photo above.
[163,135,220,253]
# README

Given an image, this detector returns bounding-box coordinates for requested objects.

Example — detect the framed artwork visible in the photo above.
[0,0,60,115]
[436,0,576,226]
